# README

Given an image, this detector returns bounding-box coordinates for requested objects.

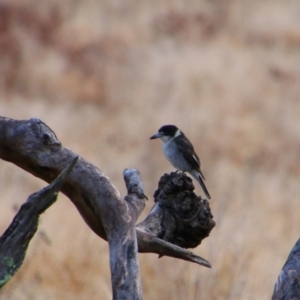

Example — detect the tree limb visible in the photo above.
[272,237,300,300]
[0,157,78,288]
[0,117,214,269]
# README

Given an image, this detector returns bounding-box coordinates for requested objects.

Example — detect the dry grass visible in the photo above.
[1,0,300,299]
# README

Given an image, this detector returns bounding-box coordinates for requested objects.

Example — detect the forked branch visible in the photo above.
[0,117,214,270]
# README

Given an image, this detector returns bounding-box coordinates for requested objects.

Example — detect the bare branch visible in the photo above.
[0,117,214,269]
[0,157,78,288]
[136,232,211,267]
[108,169,146,300]
[272,237,300,300]
[123,168,147,217]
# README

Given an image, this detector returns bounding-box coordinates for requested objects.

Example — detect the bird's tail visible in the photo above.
[190,170,211,200]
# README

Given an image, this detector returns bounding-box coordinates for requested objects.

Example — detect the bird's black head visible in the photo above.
[158,125,179,137]
[150,124,180,140]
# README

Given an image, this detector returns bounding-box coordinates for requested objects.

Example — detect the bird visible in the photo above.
[150,124,211,200]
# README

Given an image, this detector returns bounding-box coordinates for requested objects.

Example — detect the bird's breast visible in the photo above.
[162,140,191,172]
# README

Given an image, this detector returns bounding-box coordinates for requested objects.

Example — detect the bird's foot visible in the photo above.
[175,170,185,174]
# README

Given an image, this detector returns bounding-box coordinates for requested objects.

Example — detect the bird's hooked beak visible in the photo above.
[150,132,163,139]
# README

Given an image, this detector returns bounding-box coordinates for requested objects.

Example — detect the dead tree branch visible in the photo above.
[0,117,214,273]
[272,237,300,300]
[0,157,78,288]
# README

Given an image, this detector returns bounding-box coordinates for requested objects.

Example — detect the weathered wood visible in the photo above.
[0,157,78,288]
[137,172,215,250]
[108,168,145,300]
[0,117,213,269]
[272,237,300,300]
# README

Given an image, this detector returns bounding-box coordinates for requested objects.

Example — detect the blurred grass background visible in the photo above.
[1,0,300,299]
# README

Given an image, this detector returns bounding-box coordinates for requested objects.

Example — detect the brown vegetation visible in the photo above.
[1,0,300,299]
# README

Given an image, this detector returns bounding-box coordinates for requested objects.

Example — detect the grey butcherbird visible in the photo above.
[150,124,211,200]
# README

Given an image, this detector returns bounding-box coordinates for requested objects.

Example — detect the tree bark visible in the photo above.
[0,157,78,288]
[272,237,300,300]
[0,117,214,284]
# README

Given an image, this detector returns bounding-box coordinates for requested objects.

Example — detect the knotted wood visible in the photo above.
[0,116,216,298]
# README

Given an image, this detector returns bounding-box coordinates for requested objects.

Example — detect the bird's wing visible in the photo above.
[175,135,205,179]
